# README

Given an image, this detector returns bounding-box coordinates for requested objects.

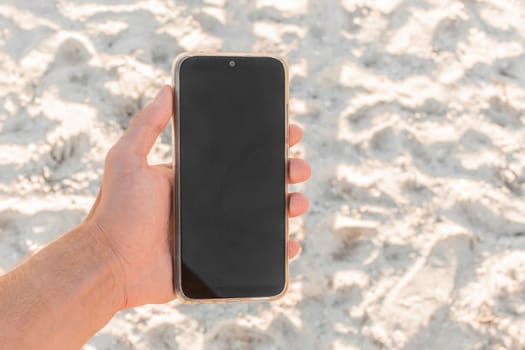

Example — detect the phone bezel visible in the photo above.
[171,52,289,303]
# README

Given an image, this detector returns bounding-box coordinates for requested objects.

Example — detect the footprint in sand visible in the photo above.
[331,216,377,261]
[374,233,475,347]
[55,37,92,66]
[205,322,278,350]
[483,96,523,128]
[432,17,468,52]
[47,132,90,169]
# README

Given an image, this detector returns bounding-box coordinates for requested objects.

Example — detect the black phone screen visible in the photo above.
[176,56,287,299]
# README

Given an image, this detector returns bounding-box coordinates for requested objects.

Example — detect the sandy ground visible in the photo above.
[1,0,525,349]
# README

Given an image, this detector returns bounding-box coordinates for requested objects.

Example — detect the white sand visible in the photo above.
[1,0,525,349]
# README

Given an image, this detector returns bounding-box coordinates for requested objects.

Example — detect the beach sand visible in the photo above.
[1,0,525,349]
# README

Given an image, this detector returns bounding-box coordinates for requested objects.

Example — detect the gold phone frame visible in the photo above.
[171,52,289,303]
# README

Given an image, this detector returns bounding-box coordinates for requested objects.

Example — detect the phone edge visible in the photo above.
[171,52,289,304]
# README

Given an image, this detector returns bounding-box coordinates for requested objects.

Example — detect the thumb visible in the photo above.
[118,85,173,157]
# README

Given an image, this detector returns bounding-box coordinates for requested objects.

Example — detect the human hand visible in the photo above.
[83,85,311,309]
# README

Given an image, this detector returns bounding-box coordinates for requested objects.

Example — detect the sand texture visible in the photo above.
[1,0,525,349]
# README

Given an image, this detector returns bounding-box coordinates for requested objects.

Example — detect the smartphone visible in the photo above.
[171,53,289,302]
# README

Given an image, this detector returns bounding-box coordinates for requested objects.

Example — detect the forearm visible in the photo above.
[0,224,125,350]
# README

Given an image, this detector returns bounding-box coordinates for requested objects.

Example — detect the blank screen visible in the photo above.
[177,56,286,299]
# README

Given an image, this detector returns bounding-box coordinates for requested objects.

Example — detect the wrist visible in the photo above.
[80,221,128,312]
[2,223,129,349]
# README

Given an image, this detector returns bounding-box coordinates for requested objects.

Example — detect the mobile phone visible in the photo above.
[171,53,288,302]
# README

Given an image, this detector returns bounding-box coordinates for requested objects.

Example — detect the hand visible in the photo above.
[83,85,311,309]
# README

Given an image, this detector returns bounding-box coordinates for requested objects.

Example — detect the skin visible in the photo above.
[0,85,311,349]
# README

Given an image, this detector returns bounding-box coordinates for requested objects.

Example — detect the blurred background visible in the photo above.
[1,0,525,349]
